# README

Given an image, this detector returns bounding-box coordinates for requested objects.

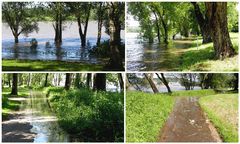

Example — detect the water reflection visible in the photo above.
[127,33,193,71]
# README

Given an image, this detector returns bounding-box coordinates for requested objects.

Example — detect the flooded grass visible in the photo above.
[199,93,238,142]
[127,32,238,71]
[3,59,103,71]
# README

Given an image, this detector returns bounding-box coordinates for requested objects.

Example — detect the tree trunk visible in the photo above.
[93,73,106,91]
[156,73,172,93]
[96,3,103,46]
[54,11,62,44]
[191,2,212,44]
[74,73,81,88]
[234,73,238,91]
[107,3,124,70]
[118,73,124,91]
[14,35,19,43]
[152,10,161,43]
[44,73,49,87]
[86,73,91,88]
[65,73,71,90]
[205,2,236,59]
[8,74,11,88]
[144,73,159,93]
[11,73,18,95]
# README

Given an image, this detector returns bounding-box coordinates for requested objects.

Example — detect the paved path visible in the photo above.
[159,97,222,142]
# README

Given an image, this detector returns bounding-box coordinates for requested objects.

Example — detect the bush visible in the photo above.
[48,88,124,142]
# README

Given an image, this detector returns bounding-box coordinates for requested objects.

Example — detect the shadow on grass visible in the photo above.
[179,46,215,70]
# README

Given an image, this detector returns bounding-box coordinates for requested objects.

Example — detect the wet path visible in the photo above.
[159,97,222,142]
[2,91,69,142]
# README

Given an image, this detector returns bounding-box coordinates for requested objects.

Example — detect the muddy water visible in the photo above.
[159,97,221,142]
[2,21,125,64]
[20,91,70,142]
[126,33,194,71]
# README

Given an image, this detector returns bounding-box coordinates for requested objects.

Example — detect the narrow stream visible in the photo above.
[20,91,69,142]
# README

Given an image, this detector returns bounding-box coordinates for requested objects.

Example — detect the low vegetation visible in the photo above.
[46,87,124,142]
[199,94,238,142]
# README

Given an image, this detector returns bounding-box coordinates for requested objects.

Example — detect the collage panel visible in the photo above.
[2,73,124,142]
[126,73,238,142]
[126,2,238,71]
[2,2,125,71]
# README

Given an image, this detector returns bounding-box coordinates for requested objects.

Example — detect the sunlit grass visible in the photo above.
[179,32,238,71]
[2,59,103,71]
[199,93,238,142]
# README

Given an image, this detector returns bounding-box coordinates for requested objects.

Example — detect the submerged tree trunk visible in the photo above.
[65,73,71,90]
[152,10,161,43]
[77,5,91,47]
[96,3,104,46]
[107,2,124,70]
[93,73,106,91]
[11,73,18,95]
[191,2,212,44]
[205,2,236,59]
[156,73,172,93]
[144,73,159,93]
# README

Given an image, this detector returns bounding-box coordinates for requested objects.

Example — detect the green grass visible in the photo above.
[179,33,238,71]
[170,89,216,97]
[2,87,30,120]
[199,93,238,142]
[126,91,175,142]
[2,59,103,71]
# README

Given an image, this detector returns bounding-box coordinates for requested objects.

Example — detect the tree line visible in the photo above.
[127,73,238,93]
[128,2,238,59]
[2,73,124,96]
[2,2,125,70]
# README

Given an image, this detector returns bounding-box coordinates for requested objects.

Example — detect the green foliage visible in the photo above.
[90,40,125,59]
[199,94,238,142]
[2,59,103,71]
[47,88,124,142]
[127,91,174,142]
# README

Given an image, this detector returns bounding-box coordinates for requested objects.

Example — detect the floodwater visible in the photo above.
[126,33,194,71]
[2,21,125,64]
[159,97,221,142]
[21,91,70,142]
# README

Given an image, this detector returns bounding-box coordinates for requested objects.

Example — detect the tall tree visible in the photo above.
[107,2,124,70]
[69,2,91,47]
[93,73,106,91]
[11,73,18,95]
[118,73,124,91]
[2,2,39,43]
[191,2,212,43]
[144,73,159,93]
[205,2,236,59]
[155,73,171,93]
[65,73,71,90]
[74,73,81,88]
[96,2,106,46]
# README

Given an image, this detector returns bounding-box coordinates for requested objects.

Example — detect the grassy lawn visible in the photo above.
[2,59,103,71]
[126,91,175,142]
[2,87,30,120]
[179,33,238,71]
[199,93,238,142]
[126,89,225,142]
